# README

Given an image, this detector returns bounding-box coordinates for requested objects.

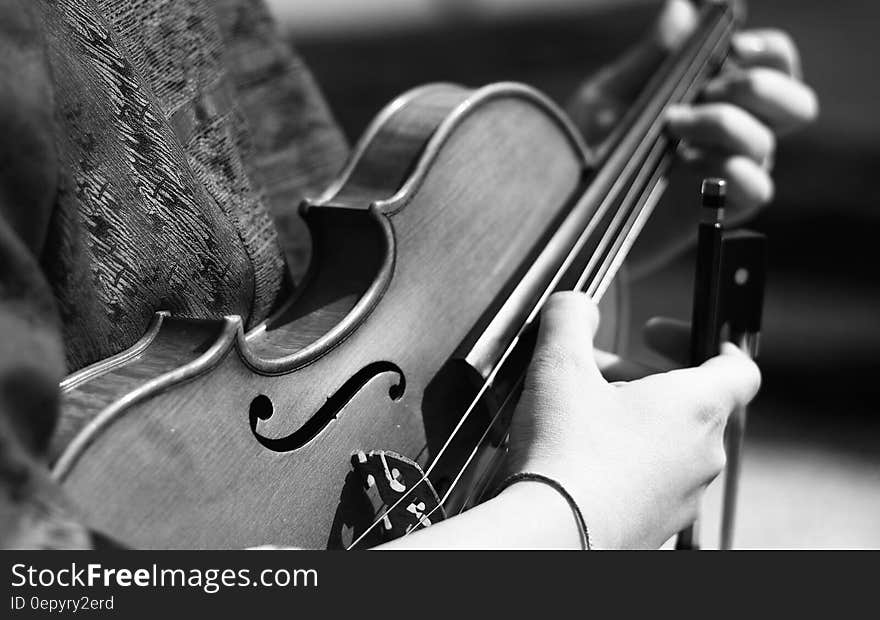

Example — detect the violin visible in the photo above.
[50,1,739,549]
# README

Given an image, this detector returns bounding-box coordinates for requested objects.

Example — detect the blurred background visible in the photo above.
[266,0,880,548]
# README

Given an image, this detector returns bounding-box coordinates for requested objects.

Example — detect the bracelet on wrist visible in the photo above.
[494,472,592,550]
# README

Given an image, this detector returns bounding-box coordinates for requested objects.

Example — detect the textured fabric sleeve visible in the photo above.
[211,0,350,283]
[0,0,91,549]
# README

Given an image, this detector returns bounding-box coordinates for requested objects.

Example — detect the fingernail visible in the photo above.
[665,104,690,123]
[732,32,766,57]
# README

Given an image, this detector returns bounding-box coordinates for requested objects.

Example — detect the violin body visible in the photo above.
[52,82,625,549]
[52,0,737,550]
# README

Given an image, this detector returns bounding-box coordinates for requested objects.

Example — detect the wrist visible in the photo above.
[504,460,619,550]
[497,481,584,549]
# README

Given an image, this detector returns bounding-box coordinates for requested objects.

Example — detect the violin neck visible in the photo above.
[445,2,739,514]
[596,1,737,167]
[577,0,737,297]
[463,2,736,380]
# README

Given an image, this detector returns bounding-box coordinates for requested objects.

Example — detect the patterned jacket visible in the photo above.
[0,0,348,548]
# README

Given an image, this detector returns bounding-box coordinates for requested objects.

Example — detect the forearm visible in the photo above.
[374,482,584,550]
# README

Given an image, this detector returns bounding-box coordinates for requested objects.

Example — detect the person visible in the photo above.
[0,0,816,549]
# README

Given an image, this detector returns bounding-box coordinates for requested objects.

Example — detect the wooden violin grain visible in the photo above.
[51,2,735,549]
[54,84,594,549]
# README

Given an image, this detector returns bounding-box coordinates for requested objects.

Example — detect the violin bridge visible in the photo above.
[351,450,447,541]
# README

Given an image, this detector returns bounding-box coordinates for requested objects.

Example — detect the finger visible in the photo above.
[697,343,763,411]
[535,292,603,382]
[718,154,775,212]
[702,68,819,135]
[576,0,697,104]
[539,292,600,342]
[732,30,802,79]
[643,317,691,365]
[684,152,775,215]
[642,344,762,425]
[569,0,698,146]
[653,0,699,52]
[612,0,698,94]
[666,103,775,164]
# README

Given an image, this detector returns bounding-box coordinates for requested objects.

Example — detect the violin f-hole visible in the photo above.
[249,362,406,453]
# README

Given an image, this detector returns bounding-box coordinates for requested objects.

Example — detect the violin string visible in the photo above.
[347,167,640,547]
[350,152,664,547]
[346,10,730,549]
[347,173,630,548]
[420,375,524,527]
[349,142,674,550]
[415,146,673,529]
[345,290,531,548]
[582,145,673,296]
[347,113,681,550]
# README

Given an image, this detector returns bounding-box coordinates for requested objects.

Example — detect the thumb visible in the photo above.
[534,292,603,384]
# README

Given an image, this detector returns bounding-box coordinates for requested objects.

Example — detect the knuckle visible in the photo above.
[728,157,774,207]
[710,446,728,476]
[765,130,777,156]
[801,86,820,122]
[712,104,742,138]
[768,29,798,59]
[751,123,776,162]
[758,176,775,205]
[696,106,724,139]
[694,398,725,428]
[707,104,730,127]
[741,358,763,400]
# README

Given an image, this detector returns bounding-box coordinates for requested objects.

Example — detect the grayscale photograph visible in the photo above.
[1,0,875,572]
